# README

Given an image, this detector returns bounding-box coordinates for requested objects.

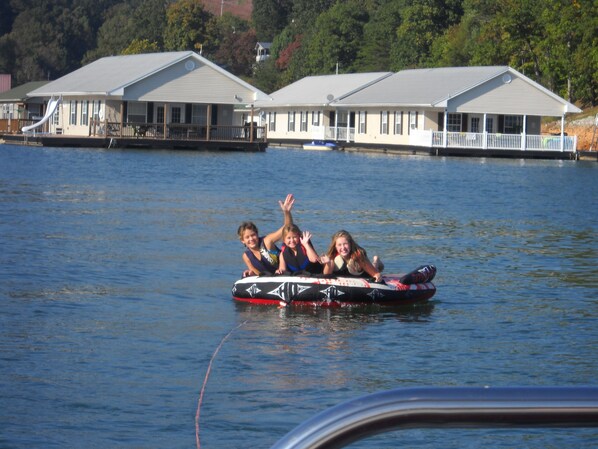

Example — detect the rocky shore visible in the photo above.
[542,114,597,151]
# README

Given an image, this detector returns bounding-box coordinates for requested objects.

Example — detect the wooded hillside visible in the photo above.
[0,0,596,107]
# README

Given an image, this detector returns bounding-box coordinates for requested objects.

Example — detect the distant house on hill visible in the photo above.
[257,66,582,156]
[25,51,268,146]
[255,42,271,63]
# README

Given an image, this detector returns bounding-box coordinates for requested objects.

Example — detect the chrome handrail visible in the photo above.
[270,387,598,449]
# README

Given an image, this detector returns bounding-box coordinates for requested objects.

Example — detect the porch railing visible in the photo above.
[324,126,355,142]
[427,130,577,152]
[0,118,36,134]
[90,121,267,142]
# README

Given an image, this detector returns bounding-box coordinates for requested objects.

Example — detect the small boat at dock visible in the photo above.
[302,140,337,151]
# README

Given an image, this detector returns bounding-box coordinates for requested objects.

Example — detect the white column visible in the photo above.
[443,110,448,147]
[560,114,565,151]
[521,115,527,151]
[483,113,488,149]
[346,112,350,142]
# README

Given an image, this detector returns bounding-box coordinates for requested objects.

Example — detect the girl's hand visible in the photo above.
[300,230,312,245]
[319,254,330,264]
[279,194,295,213]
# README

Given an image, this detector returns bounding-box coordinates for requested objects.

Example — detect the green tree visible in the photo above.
[214,29,257,77]
[303,0,370,75]
[252,0,292,41]
[84,2,138,62]
[253,57,283,93]
[122,38,160,55]
[392,0,464,70]
[163,0,214,51]
[538,0,597,105]
[354,0,404,72]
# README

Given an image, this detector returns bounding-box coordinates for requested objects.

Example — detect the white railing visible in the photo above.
[315,128,577,152]
[325,126,355,142]
[430,131,577,152]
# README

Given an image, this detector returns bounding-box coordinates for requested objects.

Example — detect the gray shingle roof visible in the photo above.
[258,72,393,107]
[27,51,267,99]
[0,81,49,101]
[334,66,510,106]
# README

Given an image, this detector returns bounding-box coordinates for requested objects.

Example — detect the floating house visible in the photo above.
[258,66,581,158]
[0,81,49,133]
[15,51,269,151]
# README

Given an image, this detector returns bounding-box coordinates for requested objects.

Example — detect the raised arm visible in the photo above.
[300,231,320,263]
[264,194,295,246]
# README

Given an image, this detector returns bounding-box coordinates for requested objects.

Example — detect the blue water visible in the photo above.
[0,144,596,448]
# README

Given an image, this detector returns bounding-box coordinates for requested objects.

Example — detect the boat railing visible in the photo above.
[269,386,598,449]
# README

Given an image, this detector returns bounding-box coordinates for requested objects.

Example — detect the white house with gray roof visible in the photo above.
[258,66,581,155]
[26,51,269,142]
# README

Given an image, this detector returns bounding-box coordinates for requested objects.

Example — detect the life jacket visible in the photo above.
[333,255,364,276]
[281,242,323,274]
[244,237,279,274]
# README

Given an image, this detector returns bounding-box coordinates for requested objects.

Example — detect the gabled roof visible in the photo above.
[334,66,581,113]
[0,81,49,102]
[333,66,510,106]
[27,51,269,101]
[257,72,393,107]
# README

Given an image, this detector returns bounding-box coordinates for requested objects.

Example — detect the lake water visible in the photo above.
[1,144,596,449]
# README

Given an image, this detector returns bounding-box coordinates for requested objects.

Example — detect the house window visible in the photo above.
[504,115,523,134]
[287,111,295,131]
[92,100,101,121]
[358,111,366,134]
[80,100,88,125]
[269,112,276,132]
[70,101,77,125]
[394,111,402,135]
[300,111,307,131]
[380,111,389,134]
[52,104,60,125]
[486,117,494,133]
[337,111,348,127]
[447,113,461,132]
[471,117,480,133]
[171,107,181,123]
[312,111,320,126]
[191,104,207,124]
[408,111,418,133]
[127,101,146,123]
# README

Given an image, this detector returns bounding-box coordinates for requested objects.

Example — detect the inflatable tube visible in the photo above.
[232,265,436,307]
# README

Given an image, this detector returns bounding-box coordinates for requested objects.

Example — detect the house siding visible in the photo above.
[123,59,255,104]
[450,75,568,116]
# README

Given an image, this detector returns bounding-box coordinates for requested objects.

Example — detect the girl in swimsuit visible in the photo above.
[238,194,294,277]
[321,230,384,282]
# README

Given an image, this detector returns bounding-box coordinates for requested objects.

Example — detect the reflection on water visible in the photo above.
[0,145,596,449]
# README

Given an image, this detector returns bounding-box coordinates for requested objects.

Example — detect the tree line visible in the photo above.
[0,0,596,106]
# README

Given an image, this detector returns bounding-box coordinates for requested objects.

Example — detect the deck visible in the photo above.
[0,121,268,152]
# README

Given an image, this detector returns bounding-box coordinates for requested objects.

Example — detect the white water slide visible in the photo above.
[22,96,62,133]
